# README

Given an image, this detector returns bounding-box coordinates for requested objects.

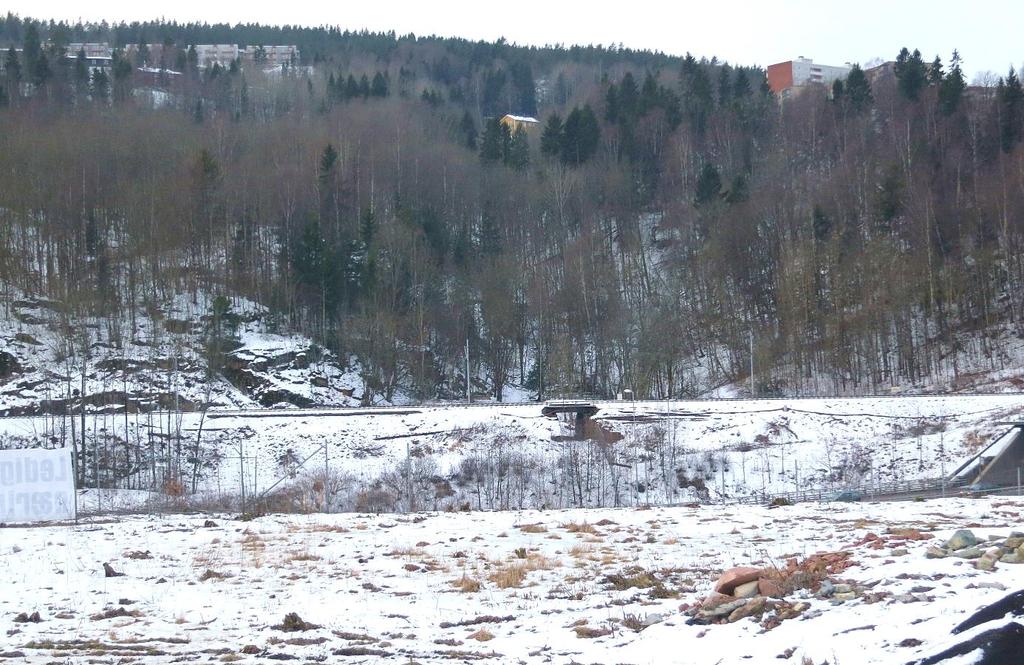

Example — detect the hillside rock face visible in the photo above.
[0,289,377,416]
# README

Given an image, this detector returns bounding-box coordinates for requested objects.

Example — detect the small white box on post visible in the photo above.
[0,448,76,523]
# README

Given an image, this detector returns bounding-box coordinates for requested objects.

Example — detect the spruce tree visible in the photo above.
[74,48,89,89]
[91,68,109,101]
[371,71,388,97]
[732,69,751,99]
[4,46,20,85]
[618,72,638,119]
[605,83,619,123]
[508,126,529,171]
[938,51,966,116]
[479,118,503,164]
[640,71,659,112]
[540,113,563,158]
[694,163,722,206]
[928,56,944,85]
[997,68,1023,153]
[346,74,359,99]
[844,64,873,114]
[894,47,927,101]
[459,110,477,150]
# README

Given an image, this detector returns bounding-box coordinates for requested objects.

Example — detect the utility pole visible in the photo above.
[749,328,755,398]
[323,441,330,513]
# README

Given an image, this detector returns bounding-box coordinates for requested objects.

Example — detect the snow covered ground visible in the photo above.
[3,394,1024,511]
[2,497,1023,664]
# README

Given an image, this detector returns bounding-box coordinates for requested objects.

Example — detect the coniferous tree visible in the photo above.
[370,71,388,97]
[4,45,21,96]
[508,126,529,171]
[831,79,845,102]
[928,55,944,85]
[937,51,966,117]
[812,205,832,242]
[90,68,109,101]
[73,48,89,90]
[540,113,563,158]
[997,68,1023,153]
[844,64,873,113]
[604,84,619,123]
[694,163,722,206]
[732,69,751,100]
[640,71,659,112]
[359,74,370,98]
[894,47,927,101]
[346,74,359,99]
[560,105,599,166]
[459,110,477,149]
[479,117,503,164]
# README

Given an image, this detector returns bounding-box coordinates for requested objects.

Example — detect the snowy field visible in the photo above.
[2,497,1024,664]
[3,393,1024,511]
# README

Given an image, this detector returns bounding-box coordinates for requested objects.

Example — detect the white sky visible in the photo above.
[5,0,1021,80]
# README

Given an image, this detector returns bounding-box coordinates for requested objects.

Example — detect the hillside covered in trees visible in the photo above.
[2,14,1024,405]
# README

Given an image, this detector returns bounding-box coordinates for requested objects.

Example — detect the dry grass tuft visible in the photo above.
[451,574,482,593]
[488,563,527,589]
[467,628,494,642]
[517,523,548,533]
[573,624,612,639]
[560,521,599,535]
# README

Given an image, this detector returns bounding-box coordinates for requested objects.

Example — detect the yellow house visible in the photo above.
[499,114,539,134]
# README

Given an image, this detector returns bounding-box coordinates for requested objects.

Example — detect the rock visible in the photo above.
[758,578,785,599]
[733,580,761,599]
[951,546,983,560]
[925,546,948,559]
[945,529,979,552]
[1005,537,1024,549]
[816,580,835,598]
[642,613,664,627]
[103,563,125,578]
[833,583,853,594]
[272,612,320,632]
[891,548,909,556]
[1001,553,1024,564]
[727,596,767,622]
[12,612,41,623]
[833,592,857,601]
[701,598,749,618]
[975,557,997,572]
[203,520,218,528]
[713,567,763,595]
[700,592,734,610]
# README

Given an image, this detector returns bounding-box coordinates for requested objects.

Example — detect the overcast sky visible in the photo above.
[6,0,1021,80]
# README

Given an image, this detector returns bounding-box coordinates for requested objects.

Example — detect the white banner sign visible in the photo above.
[0,448,76,523]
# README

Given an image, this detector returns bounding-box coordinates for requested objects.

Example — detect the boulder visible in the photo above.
[713,567,763,595]
[925,546,948,559]
[951,546,984,559]
[758,578,786,599]
[733,580,760,599]
[700,592,735,610]
[945,529,979,552]
[727,596,767,622]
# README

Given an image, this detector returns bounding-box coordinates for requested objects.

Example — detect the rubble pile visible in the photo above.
[685,550,861,627]
[924,529,1024,571]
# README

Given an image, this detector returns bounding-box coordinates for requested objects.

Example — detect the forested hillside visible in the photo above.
[2,14,1024,405]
